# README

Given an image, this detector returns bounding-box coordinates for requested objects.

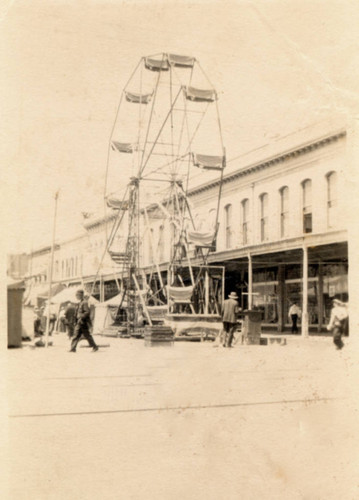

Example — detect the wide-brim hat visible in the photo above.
[228,292,238,299]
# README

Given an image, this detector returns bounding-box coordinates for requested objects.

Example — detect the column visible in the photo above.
[277,264,285,333]
[248,253,253,310]
[301,245,309,337]
[317,262,323,333]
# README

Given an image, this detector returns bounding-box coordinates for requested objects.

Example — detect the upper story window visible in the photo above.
[208,208,217,251]
[259,193,268,241]
[208,208,217,230]
[241,198,250,245]
[224,204,232,248]
[280,186,289,238]
[326,171,337,228]
[302,179,312,233]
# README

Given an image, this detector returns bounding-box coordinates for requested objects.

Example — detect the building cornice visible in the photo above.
[188,130,347,197]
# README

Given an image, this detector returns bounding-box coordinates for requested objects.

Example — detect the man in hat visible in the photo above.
[327,297,348,350]
[221,291,240,348]
[288,301,301,334]
[69,289,98,352]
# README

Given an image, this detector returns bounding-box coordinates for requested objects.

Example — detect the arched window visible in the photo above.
[208,208,217,230]
[259,193,268,241]
[302,179,312,233]
[241,198,250,245]
[224,204,232,248]
[280,186,289,237]
[326,172,337,228]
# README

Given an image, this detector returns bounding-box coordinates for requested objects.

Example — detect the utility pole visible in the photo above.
[45,191,59,348]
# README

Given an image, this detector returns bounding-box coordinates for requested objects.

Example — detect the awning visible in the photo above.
[184,86,217,102]
[192,153,225,170]
[50,286,98,305]
[168,54,195,68]
[7,278,25,290]
[36,282,66,300]
[124,90,153,104]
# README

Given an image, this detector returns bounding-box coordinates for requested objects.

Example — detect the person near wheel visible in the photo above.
[69,290,98,352]
[222,291,240,348]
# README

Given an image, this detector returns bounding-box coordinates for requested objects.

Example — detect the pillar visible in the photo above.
[317,262,324,333]
[301,245,309,337]
[248,253,253,310]
[277,264,285,333]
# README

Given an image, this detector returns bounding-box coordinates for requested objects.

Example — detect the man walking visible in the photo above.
[288,301,301,334]
[222,291,240,348]
[69,290,98,352]
[327,297,348,350]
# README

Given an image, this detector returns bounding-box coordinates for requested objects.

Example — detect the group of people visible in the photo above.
[218,291,349,350]
[33,305,57,337]
[33,289,99,352]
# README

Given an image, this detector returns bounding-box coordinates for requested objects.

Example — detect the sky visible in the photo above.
[2,0,359,254]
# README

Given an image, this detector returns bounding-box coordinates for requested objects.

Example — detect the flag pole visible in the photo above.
[45,191,59,348]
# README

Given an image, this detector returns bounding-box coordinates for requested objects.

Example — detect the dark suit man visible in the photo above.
[222,291,240,347]
[69,290,98,352]
[64,302,77,338]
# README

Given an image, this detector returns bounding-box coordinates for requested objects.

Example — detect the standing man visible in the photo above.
[222,291,240,348]
[327,297,348,350]
[69,290,98,352]
[64,301,77,339]
[288,301,301,334]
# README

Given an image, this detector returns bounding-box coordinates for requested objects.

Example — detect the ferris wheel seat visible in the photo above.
[145,57,170,71]
[192,153,225,171]
[167,54,195,68]
[124,90,153,104]
[111,141,137,154]
[184,86,217,102]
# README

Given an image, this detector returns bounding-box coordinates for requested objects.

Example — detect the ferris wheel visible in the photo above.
[103,53,226,332]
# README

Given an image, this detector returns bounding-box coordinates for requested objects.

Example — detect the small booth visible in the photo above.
[7,279,25,348]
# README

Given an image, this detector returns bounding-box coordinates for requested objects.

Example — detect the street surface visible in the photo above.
[4,315,359,500]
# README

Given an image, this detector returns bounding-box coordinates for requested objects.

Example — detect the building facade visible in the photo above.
[20,119,357,337]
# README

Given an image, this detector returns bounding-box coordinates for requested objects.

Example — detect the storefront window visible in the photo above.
[252,283,278,323]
